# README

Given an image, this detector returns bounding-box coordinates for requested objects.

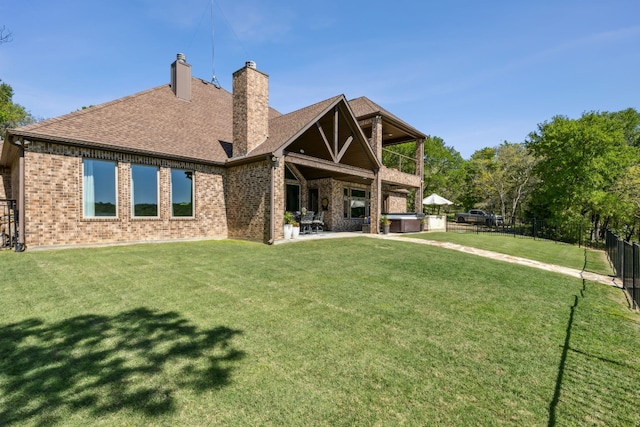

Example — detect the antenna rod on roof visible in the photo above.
[210,0,221,88]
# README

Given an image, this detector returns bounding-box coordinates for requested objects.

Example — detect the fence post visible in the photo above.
[533,218,536,241]
[633,243,638,310]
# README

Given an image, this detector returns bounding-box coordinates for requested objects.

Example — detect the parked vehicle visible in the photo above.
[456,209,503,226]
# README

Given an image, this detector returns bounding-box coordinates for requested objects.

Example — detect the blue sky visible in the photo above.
[2,0,639,158]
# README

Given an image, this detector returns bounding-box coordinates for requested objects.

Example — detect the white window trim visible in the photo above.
[82,158,118,219]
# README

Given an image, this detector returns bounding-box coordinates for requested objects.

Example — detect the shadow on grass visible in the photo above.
[0,308,244,425]
[548,279,639,426]
[547,292,579,427]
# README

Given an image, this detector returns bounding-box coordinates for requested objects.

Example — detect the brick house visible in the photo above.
[0,55,426,249]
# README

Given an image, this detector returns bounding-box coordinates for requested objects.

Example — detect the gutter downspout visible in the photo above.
[267,154,279,245]
[15,138,27,252]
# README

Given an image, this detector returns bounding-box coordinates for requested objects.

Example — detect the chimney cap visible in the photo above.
[246,60,257,69]
[177,53,187,63]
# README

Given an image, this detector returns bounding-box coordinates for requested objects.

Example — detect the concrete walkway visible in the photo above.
[367,234,621,288]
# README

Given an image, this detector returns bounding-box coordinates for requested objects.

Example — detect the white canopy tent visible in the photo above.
[422,193,453,215]
[422,193,453,206]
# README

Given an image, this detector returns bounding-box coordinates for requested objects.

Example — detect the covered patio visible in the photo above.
[273,97,426,235]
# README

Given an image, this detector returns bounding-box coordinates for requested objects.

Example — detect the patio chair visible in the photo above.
[312,211,324,233]
[300,211,314,235]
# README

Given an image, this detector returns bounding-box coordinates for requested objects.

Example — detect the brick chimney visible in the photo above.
[171,53,191,101]
[233,61,269,157]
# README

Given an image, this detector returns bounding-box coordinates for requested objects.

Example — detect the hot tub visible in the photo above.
[385,213,425,233]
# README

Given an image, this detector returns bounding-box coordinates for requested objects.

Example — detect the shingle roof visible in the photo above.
[10,78,279,164]
[348,96,426,138]
[348,96,398,121]
[6,78,423,166]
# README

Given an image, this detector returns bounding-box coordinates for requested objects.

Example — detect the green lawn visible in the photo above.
[407,231,613,276]
[1,237,638,426]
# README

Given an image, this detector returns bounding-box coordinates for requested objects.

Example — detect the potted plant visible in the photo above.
[380,215,391,234]
[283,211,294,239]
[291,220,300,238]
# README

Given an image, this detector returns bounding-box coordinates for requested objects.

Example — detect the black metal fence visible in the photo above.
[1,199,18,251]
[605,230,639,309]
[446,218,584,246]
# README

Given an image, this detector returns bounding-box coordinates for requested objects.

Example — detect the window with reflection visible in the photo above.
[131,164,159,217]
[83,159,117,217]
[343,187,370,219]
[171,169,193,217]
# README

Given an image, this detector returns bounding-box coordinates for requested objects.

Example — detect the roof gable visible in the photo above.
[241,94,380,171]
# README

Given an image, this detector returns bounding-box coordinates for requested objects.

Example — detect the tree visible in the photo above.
[382,141,418,210]
[0,79,35,139]
[422,136,466,208]
[382,141,416,175]
[526,109,640,241]
[464,147,497,212]
[610,164,640,240]
[471,142,538,223]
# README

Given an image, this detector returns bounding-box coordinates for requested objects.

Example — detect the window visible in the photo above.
[286,184,300,212]
[171,169,193,217]
[83,159,117,217]
[343,187,370,219]
[285,166,300,212]
[131,164,159,217]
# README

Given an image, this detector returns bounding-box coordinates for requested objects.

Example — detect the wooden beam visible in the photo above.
[285,152,375,180]
[315,122,336,162]
[333,107,339,158]
[336,135,353,163]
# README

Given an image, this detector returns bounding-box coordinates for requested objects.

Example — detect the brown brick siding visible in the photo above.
[232,66,269,156]
[385,191,408,213]
[379,166,422,188]
[273,161,285,240]
[331,179,370,232]
[226,159,273,242]
[23,141,228,247]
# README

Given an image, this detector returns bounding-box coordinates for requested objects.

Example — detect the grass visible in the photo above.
[0,237,638,426]
[407,231,613,276]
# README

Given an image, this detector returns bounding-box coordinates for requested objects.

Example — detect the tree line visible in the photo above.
[387,108,640,243]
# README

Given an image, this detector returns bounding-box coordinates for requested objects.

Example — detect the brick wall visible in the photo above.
[232,65,269,157]
[386,191,408,213]
[23,141,228,247]
[331,179,370,232]
[226,159,273,242]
